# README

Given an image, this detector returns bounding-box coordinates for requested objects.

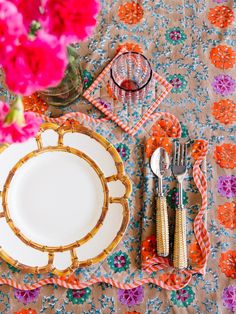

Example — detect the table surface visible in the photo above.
[0,0,235,313]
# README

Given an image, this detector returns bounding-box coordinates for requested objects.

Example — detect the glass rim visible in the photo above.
[110,51,153,93]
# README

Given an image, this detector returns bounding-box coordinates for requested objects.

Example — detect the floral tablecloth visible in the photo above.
[0,0,236,313]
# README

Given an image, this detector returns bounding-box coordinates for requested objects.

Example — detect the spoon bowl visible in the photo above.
[150,146,170,257]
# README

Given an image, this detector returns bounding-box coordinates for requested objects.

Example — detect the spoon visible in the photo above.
[150,147,170,257]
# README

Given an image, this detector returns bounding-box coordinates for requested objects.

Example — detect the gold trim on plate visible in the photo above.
[0,122,132,275]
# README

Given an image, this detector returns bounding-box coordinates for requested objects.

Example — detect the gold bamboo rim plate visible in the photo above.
[0,123,131,275]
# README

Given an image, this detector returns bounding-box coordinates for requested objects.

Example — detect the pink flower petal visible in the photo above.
[8,0,42,30]
[0,101,42,144]
[0,0,26,62]
[41,0,100,44]
[2,31,68,95]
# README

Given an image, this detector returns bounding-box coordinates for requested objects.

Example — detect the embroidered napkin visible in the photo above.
[140,116,209,288]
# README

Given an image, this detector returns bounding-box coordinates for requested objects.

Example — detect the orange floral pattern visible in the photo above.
[210,45,236,69]
[118,2,144,25]
[116,42,143,54]
[61,119,81,129]
[189,240,203,265]
[217,201,236,229]
[191,140,206,160]
[146,136,172,158]
[208,6,234,28]
[214,143,236,169]
[152,119,178,138]
[125,312,141,314]
[212,99,236,124]
[141,235,156,261]
[23,94,49,114]
[14,309,37,314]
[159,273,182,286]
[107,83,117,100]
[219,250,236,279]
[59,274,79,284]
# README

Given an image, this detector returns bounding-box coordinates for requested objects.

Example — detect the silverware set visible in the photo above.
[150,140,188,269]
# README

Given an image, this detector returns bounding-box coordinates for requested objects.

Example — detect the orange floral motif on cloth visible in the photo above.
[59,274,79,285]
[159,273,182,286]
[23,93,49,114]
[107,83,117,100]
[116,42,143,54]
[208,6,234,28]
[14,309,37,314]
[210,45,236,69]
[212,99,236,124]
[152,119,178,138]
[189,240,203,265]
[146,136,172,158]
[61,119,81,129]
[219,250,236,279]
[217,201,236,229]
[141,235,156,261]
[191,140,206,160]
[118,2,144,25]
[125,312,141,314]
[214,143,236,169]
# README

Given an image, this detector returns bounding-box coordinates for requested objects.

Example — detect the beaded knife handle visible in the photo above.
[156,196,169,257]
[173,208,187,269]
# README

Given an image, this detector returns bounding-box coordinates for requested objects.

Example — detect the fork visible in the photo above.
[172,141,188,269]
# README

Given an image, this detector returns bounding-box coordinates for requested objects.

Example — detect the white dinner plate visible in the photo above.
[0,122,131,275]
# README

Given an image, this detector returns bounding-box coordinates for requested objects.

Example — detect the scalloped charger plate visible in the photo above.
[0,123,131,275]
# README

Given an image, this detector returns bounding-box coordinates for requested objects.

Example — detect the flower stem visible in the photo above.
[4,96,25,126]
[67,45,76,64]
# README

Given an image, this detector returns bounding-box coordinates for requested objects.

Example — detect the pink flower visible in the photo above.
[0,0,26,62]
[9,0,42,31]
[41,0,100,44]
[2,31,68,95]
[0,101,42,144]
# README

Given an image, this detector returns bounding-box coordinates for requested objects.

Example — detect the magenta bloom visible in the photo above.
[98,99,113,112]
[118,286,144,306]
[14,287,40,304]
[0,101,42,144]
[212,74,236,96]
[41,0,100,44]
[217,176,236,198]
[9,0,42,30]
[222,285,236,312]
[0,0,26,61]
[2,31,68,95]
[0,0,25,40]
